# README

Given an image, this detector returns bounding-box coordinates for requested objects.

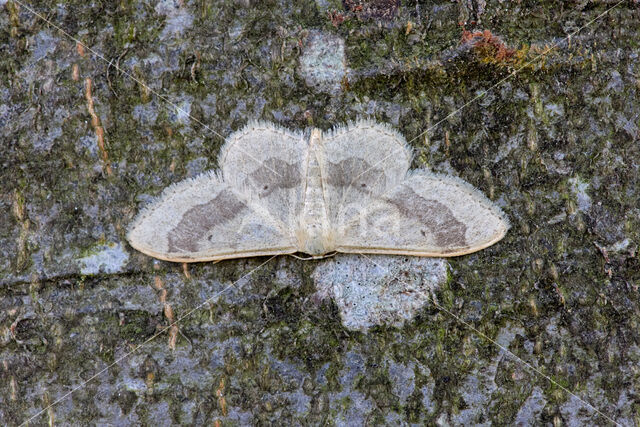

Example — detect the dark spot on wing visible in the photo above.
[326,158,386,192]
[387,186,467,248]
[167,189,246,253]
[248,157,301,197]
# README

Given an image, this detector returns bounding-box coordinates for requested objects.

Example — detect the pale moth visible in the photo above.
[127,120,509,262]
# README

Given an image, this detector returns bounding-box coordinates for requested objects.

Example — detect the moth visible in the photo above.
[127,121,509,262]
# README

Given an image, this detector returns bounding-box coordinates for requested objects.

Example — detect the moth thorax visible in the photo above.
[298,222,328,256]
[298,129,331,255]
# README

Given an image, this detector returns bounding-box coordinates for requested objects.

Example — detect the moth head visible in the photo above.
[309,128,323,148]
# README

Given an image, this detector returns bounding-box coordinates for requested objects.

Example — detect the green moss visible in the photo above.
[119,310,161,341]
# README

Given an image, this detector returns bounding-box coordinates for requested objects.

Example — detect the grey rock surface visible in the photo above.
[1,0,639,425]
[313,254,447,331]
[298,30,347,94]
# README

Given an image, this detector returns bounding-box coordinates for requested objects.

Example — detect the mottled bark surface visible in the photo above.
[1,0,639,425]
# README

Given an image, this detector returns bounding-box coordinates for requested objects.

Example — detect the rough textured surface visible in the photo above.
[299,30,347,93]
[1,0,639,425]
[313,255,448,331]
